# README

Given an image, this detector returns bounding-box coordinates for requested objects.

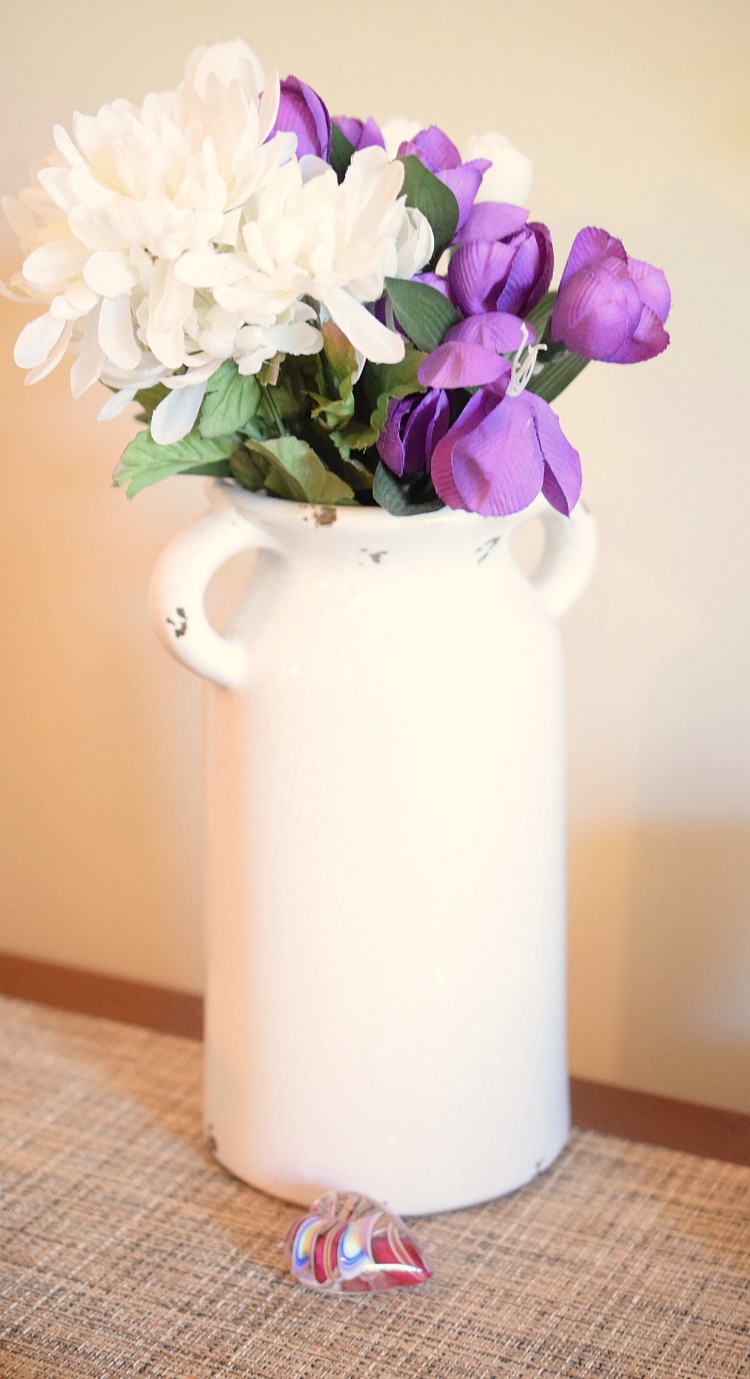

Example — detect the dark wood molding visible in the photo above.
[1,952,748,1167]
[0,952,202,1040]
[569,1077,750,1168]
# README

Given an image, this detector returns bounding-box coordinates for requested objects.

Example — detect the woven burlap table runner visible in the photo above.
[1,994,748,1377]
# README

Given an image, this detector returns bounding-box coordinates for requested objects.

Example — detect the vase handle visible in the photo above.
[148,499,279,690]
[523,502,598,619]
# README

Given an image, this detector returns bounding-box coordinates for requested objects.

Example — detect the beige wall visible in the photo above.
[1,0,749,1110]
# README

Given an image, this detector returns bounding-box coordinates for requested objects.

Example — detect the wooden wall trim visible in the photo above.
[0,952,202,1040]
[1,951,748,1167]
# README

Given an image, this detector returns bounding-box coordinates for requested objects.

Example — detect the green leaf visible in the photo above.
[360,347,427,437]
[525,348,590,404]
[199,361,261,439]
[398,155,459,270]
[133,383,169,423]
[243,437,356,505]
[325,448,375,494]
[384,277,461,351]
[336,419,382,451]
[373,462,444,516]
[526,290,557,342]
[330,124,356,181]
[322,319,358,385]
[113,430,236,499]
[229,448,268,492]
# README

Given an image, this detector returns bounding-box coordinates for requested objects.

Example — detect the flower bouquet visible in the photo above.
[4,40,669,518]
[2,43,672,1216]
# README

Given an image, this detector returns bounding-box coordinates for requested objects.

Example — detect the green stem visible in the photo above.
[260,383,288,436]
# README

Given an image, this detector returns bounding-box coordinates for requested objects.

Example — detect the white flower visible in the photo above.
[465,132,533,206]
[176,148,433,369]
[3,41,292,398]
[4,45,433,444]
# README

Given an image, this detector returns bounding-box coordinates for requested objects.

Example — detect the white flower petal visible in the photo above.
[14,311,68,368]
[24,320,73,383]
[98,386,138,420]
[98,295,141,371]
[3,193,38,242]
[71,309,106,396]
[83,249,138,298]
[321,288,405,364]
[381,117,423,160]
[151,380,207,444]
[184,40,265,99]
[466,132,533,205]
[257,69,280,144]
[22,238,88,287]
[53,122,84,167]
[149,259,194,334]
[165,360,222,388]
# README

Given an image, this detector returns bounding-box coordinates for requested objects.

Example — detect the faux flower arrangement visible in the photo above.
[3,40,670,518]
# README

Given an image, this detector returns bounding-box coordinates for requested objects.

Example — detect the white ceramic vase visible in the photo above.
[149,480,597,1215]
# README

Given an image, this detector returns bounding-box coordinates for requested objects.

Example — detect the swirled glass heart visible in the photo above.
[283,1190,431,1294]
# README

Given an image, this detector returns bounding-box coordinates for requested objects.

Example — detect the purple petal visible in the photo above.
[431,390,498,510]
[526,395,582,515]
[411,125,462,171]
[376,395,412,475]
[446,311,531,353]
[419,341,511,389]
[454,201,529,245]
[438,165,484,229]
[612,305,670,363]
[448,240,515,316]
[333,115,385,151]
[274,76,331,159]
[464,157,492,177]
[402,390,451,473]
[495,224,553,315]
[558,226,627,292]
[423,389,451,468]
[413,272,450,298]
[550,264,635,360]
[627,257,671,324]
[451,395,545,516]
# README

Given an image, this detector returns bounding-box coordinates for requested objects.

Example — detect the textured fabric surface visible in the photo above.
[1,995,748,1378]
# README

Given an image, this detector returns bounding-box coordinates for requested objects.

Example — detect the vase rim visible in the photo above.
[210,479,546,532]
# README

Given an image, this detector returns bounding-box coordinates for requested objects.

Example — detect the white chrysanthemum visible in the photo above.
[2,41,292,402]
[175,147,433,369]
[141,148,433,444]
[4,44,434,445]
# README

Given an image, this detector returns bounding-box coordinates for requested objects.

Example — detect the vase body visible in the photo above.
[150,481,596,1215]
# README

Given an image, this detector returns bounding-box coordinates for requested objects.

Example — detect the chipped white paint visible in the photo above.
[149,481,597,1214]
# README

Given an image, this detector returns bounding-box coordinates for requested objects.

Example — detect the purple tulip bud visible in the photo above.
[396,124,490,230]
[376,390,451,478]
[273,76,331,160]
[333,115,386,151]
[431,387,581,518]
[550,227,670,364]
[448,218,554,318]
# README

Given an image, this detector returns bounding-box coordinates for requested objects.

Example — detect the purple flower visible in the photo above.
[448,205,554,318]
[550,227,670,363]
[333,116,385,151]
[272,76,331,160]
[376,390,451,478]
[397,125,490,230]
[431,386,581,518]
[418,312,530,390]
